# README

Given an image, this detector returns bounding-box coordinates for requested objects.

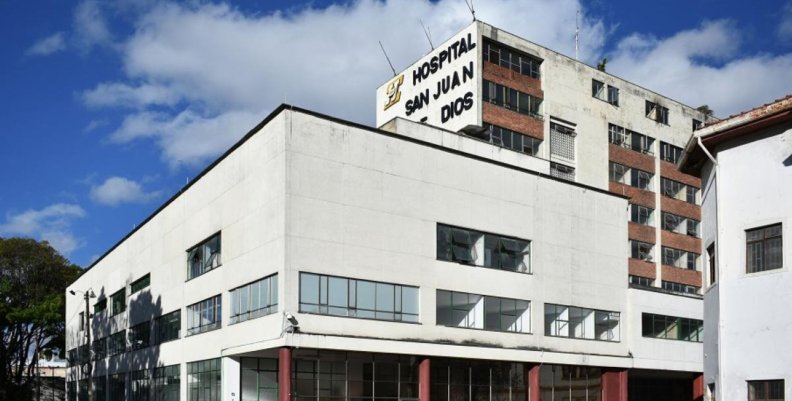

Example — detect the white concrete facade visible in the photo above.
[683,100,792,401]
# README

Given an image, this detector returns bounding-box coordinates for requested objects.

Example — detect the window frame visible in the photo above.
[130,273,151,295]
[187,232,222,281]
[110,289,126,316]
[746,223,783,273]
[186,295,223,336]
[437,224,532,273]
[229,274,279,324]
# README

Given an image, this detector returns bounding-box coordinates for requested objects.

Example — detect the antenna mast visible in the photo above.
[464,0,476,22]
[575,9,580,60]
[420,19,434,50]
[378,41,397,76]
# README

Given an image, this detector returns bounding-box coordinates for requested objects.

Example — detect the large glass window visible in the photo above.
[660,142,683,164]
[155,310,181,344]
[188,233,222,280]
[432,360,526,401]
[630,205,653,226]
[108,330,126,356]
[483,123,541,156]
[188,359,221,401]
[646,101,669,124]
[545,304,620,342]
[608,123,655,154]
[299,273,418,323]
[94,299,107,314]
[154,365,181,401]
[592,80,619,106]
[131,274,151,294]
[662,246,698,270]
[630,240,654,262]
[109,373,126,401]
[241,358,278,401]
[230,274,278,324]
[748,380,785,401]
[483,40,542,79]
[483,80,542,118]
[187,295,222,335]
[661,281,700,295]
[128,321,150,351]
[78,379,89,401]
[436,290,529,333]
[437,224,531,273]
[641,313,703,342]
[93,376,106,401]
[661,178,698,204]
[92,337,107,360]
[539,365,601,401]
[111,288,126,316]
[747,223,783,273]
[131,369,151,401]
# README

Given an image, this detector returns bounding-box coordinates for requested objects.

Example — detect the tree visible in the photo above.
[0,237,82,401]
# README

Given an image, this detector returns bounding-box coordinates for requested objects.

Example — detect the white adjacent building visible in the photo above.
[681,96,792,401]
[66,21,712,401]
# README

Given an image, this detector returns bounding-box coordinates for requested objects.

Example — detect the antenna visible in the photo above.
[464,0,476,22]
[575,9,580,60]
[420,19,434,50]
[378,41,397,76]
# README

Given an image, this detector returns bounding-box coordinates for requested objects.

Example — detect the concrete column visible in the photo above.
[419,357,431,401]
[279,347,292,401]
[601,369,628,401]
[693,373,704,401]
[525,364,541,401]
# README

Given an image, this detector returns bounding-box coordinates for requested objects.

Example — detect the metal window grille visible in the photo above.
[550,123,575,160]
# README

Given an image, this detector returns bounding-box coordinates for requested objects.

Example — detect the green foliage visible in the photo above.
[0,237,82,400]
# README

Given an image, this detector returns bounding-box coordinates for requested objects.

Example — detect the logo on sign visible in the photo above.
[383,74,404,111]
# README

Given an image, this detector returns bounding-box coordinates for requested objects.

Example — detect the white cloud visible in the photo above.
[607,20,792,117]
[26,32,67,56]
[84,0,605,168]
[90,176,162,206]
[73,0,114,51]
[0,203,86,255]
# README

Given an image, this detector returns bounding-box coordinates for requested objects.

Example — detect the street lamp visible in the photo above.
[70,289,96,401]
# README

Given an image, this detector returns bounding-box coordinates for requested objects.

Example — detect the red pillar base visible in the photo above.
[419,358,431,401]
[526,363,540,401]
[601,368,628,401]
[693,373,704,401]
[279,347,292,401]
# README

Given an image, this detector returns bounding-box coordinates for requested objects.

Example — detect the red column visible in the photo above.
[601,368,628,401]
[279,347,292,401]
[525,363,541,401]
[693,373,704,401]
[419,357,431,401]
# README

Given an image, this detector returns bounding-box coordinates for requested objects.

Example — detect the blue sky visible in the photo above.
[1,0,791,267]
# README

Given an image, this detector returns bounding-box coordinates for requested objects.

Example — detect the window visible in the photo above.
[609,162,628,184]
[128,321,150,351]
[94,299,107,314]
[299,272,419,323]
[550,122,576,160]
[240,358,278,401]
[92,377,106,401]
[155,310,181,344]
[747,224,783,273]
[131,369,151,401]
[592,80,619,106]
[550,162,575,181]
[748,380,785,401]
[662,212,684,233]
[688,220,700,237]
[483,40,542,79]
[78,379,89,401]
[110,373,126,401]
[630,169,653,190]
[187,295,222,335]
[187,358,222,401]
[111,288,126,316]
[92,337,107,360]
[108,330,126,356]
[230,274,278,324]
[483,80,542,118]
[662,246,698,270]
[708,243,717,285]
[661,178,698,204]
[662,281,700,295]
[78,312,84,331]
[608,123,655,154]
[483,123,542,156]
[545,304,620,341]
[630,240,654,262]
[630,205,653,226]
[641,313,703,342]
[67,380,76,401]
[646,101,669,124]
[693,119,703,131]
[131,274,151,294]
[629,275,654,287]
[437,224,531,273]
[187,232,222,280]
[660,142,683,164]
[436,290,530,333]
[154,365,181,401]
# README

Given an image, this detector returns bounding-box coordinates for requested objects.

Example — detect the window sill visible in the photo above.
[544,333,620,343]
[592,96,619,107]
[186,324,221,336]
[298,310,422,325]
[185,264,223,283]
[436,259,532,275]
[641,335,702,344]
[437,324,532,336]
[229,307,278,325]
